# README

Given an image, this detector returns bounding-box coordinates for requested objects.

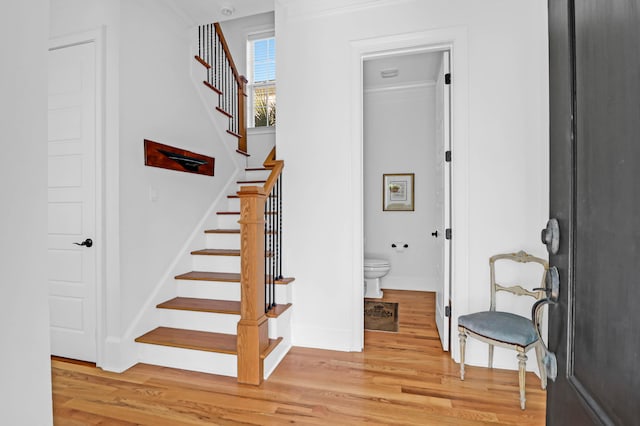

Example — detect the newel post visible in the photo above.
[237,185,268,385]
[238,76,248,154]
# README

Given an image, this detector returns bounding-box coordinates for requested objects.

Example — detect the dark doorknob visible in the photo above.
[431,230,438,238]
[541,218,560,254]
[73,238,93,248]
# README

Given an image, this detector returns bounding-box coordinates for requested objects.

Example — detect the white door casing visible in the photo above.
[48,41,97,362]
[351,27,469,358]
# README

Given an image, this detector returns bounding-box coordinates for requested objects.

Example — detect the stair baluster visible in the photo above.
[195,22,247,153]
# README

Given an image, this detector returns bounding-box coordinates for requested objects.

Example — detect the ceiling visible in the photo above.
[164,0,274,26]
[363,51,443,91]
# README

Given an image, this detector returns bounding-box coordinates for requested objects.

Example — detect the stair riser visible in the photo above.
[217,214,240,229]
[137,343,237,377]
[177,280,241,301]
[205,233,240,250]
[244,170,271,181]
[227,197,240,211]
[274,283,293,305]
[267,308,292,340]
[192,255,240,272]
[158,309,240,335]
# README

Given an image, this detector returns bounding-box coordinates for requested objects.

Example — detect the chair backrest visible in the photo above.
[489,250,549,325]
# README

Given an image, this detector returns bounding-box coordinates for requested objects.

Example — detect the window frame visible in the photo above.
[246,30,276,128]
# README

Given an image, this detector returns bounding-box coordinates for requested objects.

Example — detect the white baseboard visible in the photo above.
[382,276,439,292]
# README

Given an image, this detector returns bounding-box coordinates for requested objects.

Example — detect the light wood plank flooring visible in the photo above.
[52,290,545,425]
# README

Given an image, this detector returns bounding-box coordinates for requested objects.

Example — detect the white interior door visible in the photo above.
[48,41,97,362]
[434,51,451,351]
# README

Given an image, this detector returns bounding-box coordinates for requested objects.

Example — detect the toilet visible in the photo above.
[364,258,390,299]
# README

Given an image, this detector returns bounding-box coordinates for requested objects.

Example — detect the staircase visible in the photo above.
[134,23,293,385]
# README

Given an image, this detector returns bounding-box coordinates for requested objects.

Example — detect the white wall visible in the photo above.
[50,0,238,369]
[118,0,235,333]
[364,85,439,292]
[276,0,549,372]
[0,1,53,424]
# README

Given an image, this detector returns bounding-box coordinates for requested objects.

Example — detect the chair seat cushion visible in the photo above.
[458,311,538,348]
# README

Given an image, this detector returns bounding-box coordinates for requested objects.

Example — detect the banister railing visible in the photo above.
[196,23,248,154]
[237,148,283,385]
[263,153,283,312]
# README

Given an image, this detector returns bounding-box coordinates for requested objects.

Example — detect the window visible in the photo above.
[247,33,275,128]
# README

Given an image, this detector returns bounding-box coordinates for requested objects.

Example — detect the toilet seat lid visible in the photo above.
[365,258,389,267]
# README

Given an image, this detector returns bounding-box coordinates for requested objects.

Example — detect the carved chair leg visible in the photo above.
[534,342,547,390]
[459,331,467,380]
[517,352,528,410]
[488,344,494,369]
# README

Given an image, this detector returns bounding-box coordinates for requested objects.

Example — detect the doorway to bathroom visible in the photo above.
[362,48,452,351]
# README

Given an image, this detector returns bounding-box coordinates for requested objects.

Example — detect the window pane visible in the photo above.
[252,37,275,83]
[253,85,276,127]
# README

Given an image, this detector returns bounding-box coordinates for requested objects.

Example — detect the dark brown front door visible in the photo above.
[547,1,640,424]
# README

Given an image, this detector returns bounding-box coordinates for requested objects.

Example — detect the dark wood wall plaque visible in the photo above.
[144,139,215,176]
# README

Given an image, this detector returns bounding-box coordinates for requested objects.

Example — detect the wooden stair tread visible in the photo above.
[191,248,240,256]
[135,327,237,354]
[227,195,239,199]
[266,303,292,318]
[261,337,283,360]
[157,297,240,314]
[204,229,240,234]
[194,55,211,69]
[237,180,266,184]
[245,167,268,171]
[135,327,282,359]
[175,271,240,282]
[202,80,221,95]
[175,271,294,285]
[216,106,233,118]
[236,149,250,157]
[216,211,240,215]
[205,227,275,236]
[227,130,242,139]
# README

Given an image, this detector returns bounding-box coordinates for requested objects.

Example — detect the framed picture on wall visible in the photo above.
[383,173,414,211]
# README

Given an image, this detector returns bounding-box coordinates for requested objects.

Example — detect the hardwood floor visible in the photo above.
[52,290,545,425]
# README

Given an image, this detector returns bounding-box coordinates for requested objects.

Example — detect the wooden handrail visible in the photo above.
[237,150,284,385]
[197,23,248,154]
[213,23,247,87]
[213,23,247,154]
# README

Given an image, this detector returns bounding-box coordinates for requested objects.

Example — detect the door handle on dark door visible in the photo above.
[541,218,560,254]
[73,238,93,248]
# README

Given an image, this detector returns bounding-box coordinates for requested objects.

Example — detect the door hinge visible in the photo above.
[445,150,451,162]
[445,73,451,85]
[445,228,452,240]
[445,306,451,317]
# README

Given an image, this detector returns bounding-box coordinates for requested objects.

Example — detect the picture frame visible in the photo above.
[383,173,414,211]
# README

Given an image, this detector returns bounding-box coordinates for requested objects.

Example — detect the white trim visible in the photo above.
[49,28,108,366]
[279,0,415,22]
[247,29,275,41]
[350,27,470,360]
[248,126,276,136]
[364,80,435,94]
